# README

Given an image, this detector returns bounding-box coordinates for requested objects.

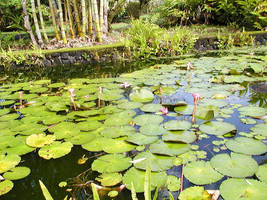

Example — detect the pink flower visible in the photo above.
[192,93,200,105]
[160,107,168,115]
[69,88,75,96]
[19,91,23,99]
[120,82,130,88]
[98,86,102,94]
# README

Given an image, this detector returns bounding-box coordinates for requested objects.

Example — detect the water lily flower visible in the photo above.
[192,93,200,105]
[98,86,102,95]
[19,91,23,107]
[68,88,76,110]
[187,62,193,70]
[160,107,168,115]
[120,82,130,88]
[69,88,75,97]
[249,52,254,59]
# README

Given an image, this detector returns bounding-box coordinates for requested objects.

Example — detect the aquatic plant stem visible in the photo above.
[180,164,184,193]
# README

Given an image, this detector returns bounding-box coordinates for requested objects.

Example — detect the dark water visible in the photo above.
[0,50,266,200]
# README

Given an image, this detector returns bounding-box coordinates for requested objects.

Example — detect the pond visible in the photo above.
[0,46,266,200]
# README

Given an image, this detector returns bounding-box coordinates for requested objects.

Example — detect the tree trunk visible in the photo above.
[30,0,44,46]
[103,0,108,33]
[99,0,104,33]
[81,0,87,37]
[48,0,61,40]
[66,0,75,38]
[92,0,102,42]
[88,0,93,36]
[57,0,67,44]
[21,0,38,47]
[37,0,49,42]
[72,0,84,38]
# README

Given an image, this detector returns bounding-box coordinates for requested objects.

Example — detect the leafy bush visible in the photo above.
[125,19,198,59]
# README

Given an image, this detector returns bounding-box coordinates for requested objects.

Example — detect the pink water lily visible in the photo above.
[161,107,168,115]
[120,82,130,88]
[192,93,200,105]
[69,88,77,110]
[98,86,102,95]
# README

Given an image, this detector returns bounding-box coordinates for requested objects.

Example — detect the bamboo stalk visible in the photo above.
[21,0,38,47]
[103,0,108,33]
[64,0,69,38]
[92,0,102,42]
[30,0,44,46]
[81,0,87,36]
[37,0,49,42]
[87,0,93,36]
[66,0,75,38]
[99,0,104,33]
[48,0,61,40]
[57,0,67,44]
[72,0,84,38]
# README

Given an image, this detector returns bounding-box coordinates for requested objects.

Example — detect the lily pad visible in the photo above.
[199,121,236,136]
[122,167,167,193]
[140,104,163,113]
[92,154,131,173]
[166,175,180,192]
[220,178,267,200]
[210,152,258,178]
[3,166,31,180]
[130,89,154,103]
[256,164,267,183]
[162,131,196,143]
[139,124,168,136]
[117,101,143,110]
[0,154,21,173]
[163,120,191,131]
[133,114,164,126]
[26,134,56,148]
[126,134,158,145]
[100,126,135,138]
[225,137,267,155]
[95,173,122,187]
[179,186,208,200]
[183,161,223,185]
[150,141,190,156]
[250,123,267,137]
[0,180,13,196]
[38,141,73,160]
[133,151,174,172]
[102,138,136,153]
[238,106,266,118]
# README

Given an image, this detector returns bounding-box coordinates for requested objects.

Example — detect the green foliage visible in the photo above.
[125,19,198,59]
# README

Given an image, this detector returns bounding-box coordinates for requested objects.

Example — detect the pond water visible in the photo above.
[0,46,267,200]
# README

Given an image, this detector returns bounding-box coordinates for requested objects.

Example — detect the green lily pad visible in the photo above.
[122,167,167,193]
[183,161,223,185]
[100,126,135,138]
[95,173,122,187]
[104,111,135,126]
[256,164,267,183]
[3,166,31,180]
[133,114,164,126]
[82,137,108,152]
[133,151,174,172]
[117,101,143,110]
[162,131,196,143]
[0,154,21,173]
[220,178,267,200]
[47,82,65,88]
[225,137,267,155]
[46,101,68,112]
[130,88,154,103]
[77,120,102,131]
[163,120,191,131]
[238,106,267,118]
[102,138,136,153]
[139,124,168,136]
[38,141,73,160]
[140,104,163,113]
[174,105,194,115]
[126,134,158,145]
[166,175,180,192]
[178,186,208,200]
[0,113,20,122]
[199,121,236,136]
[67,132,97,145]
[0,109,10,116]
[92,154,131,173]
[210,152,258,178]
[250,123,267,137]
[26,134,56,148]
[0,100,15,106]
[150,141,190,156]
[0,180,14,196]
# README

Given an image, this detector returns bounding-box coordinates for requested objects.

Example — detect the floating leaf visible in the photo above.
[256,164,267,183]
[150,141,190,156]
[92,154,131,173]
[162,131,196,143]
[130,89,154,103]
[133,114,164,126]
[199,121,236,136]
[210,152,258,178]
[0,180,14,196]
[26,134,56,148]
[250,123,267,137]
[238,106,267,118]
[139,124,168,136]
[122,167,167,193]
[225,137,267,155]
[133,151,174,172]
[100,126,135,138]
[140,104,163,113]
[126,134,158,145]
[3,166,31,180]
[220,178,267,200]
[163,120,191,131]
[178,186,208,200]
[38,142,73,160]
[95,173,122,186]
[183,161,223,185]
[0,154,21,173]
[166,175,180,192]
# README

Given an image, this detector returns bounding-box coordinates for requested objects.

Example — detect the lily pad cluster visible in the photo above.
[0,48,267,198]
